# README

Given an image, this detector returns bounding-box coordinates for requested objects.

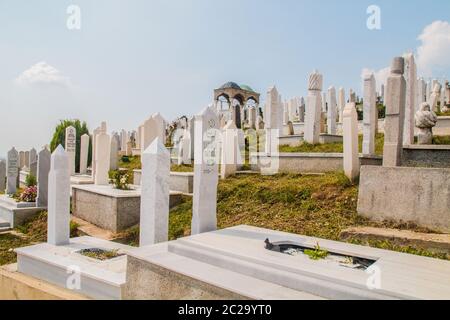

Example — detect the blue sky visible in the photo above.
[1,0,450,158]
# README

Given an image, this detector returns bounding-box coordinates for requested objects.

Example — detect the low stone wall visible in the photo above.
[133,170,194,194]
[357,166,450,233]
[250,153,382,174]
[279,134,343,147]
[403,145,450,168]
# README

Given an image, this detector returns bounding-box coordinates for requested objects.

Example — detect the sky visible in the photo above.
[0,0,450,158]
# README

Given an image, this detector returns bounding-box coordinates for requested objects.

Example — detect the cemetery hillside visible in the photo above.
[1,1,450,303]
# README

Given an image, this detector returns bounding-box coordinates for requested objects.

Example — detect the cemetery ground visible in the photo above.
[2,171,449,267]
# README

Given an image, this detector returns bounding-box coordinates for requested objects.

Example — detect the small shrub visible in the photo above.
[304,243,329,260]
[121,156,130,163]
[25,174,37,187]
[110,170,131,190]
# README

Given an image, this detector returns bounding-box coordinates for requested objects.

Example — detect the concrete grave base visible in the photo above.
[72,184,183,232]
[0,195,45,228]
[358,166,450,233]
[402,145,450,168]
[15,237,131,300]
[251,153,382,174]
[123,225,450,300]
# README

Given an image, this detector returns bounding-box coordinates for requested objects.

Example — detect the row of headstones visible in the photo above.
[48,105,222,246]
[342,55,437,182]
[264,79,361,139]
[417,78,449,112]
[1,147,50,207]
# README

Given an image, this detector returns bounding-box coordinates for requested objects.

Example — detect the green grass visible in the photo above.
[348,239,449,260]
[0,233,32,266]
[0,211,81,266]
[171,164,194,172]
[280,134,385,156]
[433,135,450,145]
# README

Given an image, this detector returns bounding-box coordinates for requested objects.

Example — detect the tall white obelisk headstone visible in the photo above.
[47,145,70,246]
[79,134,89,174]
[304,70,323,144]
[139,138,170,246]
[363,72,377,155]
[383,57,406,167]
[191,106,220,235]
[0,160,6,192]
[403,53,417,145]
[343,103,360,182]
[94,132,111,185]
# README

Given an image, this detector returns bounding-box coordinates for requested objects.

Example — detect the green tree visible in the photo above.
[50,120,92,173]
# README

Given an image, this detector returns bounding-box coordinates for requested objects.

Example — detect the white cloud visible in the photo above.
[416,20,450,77]
[14,61,70,87]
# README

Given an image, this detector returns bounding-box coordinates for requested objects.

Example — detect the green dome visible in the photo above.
[240,84,255,92]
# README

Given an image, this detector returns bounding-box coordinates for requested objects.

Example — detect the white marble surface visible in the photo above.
[127,225,450,300]
[140,138,170,246]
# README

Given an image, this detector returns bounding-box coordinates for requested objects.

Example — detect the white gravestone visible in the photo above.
[327,86,337,135]
[91,127,100,178]
[383,57,406,167]
[79,134,90,174]
[19,151,25,170]
[36,147,51,208]
[417,78,427,108]
[139,138,170,246]
[430,82,441,112]
[65,126,77,175]
[0,160,6,192]
[110,137,119,171]
[304,70,323,144]
[6,148,19,195]
[343,103,360,182]
[264,86,283,153]
[338,88,345,123]
[141,113,167,154]
[29,148,37,166]
[94,132,111,185]
[47,145,70,246]
[403,54,417,145]
[299,97,305,123]
[121,129,129,155]
[179,128,192,165]
[24,151,30,169]
[221,120,238,179]
[191,106,220,235]
[363,72,377,155]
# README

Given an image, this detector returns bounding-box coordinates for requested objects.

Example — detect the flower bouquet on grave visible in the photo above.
[110,169,131,190]
[18,186,37,203]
